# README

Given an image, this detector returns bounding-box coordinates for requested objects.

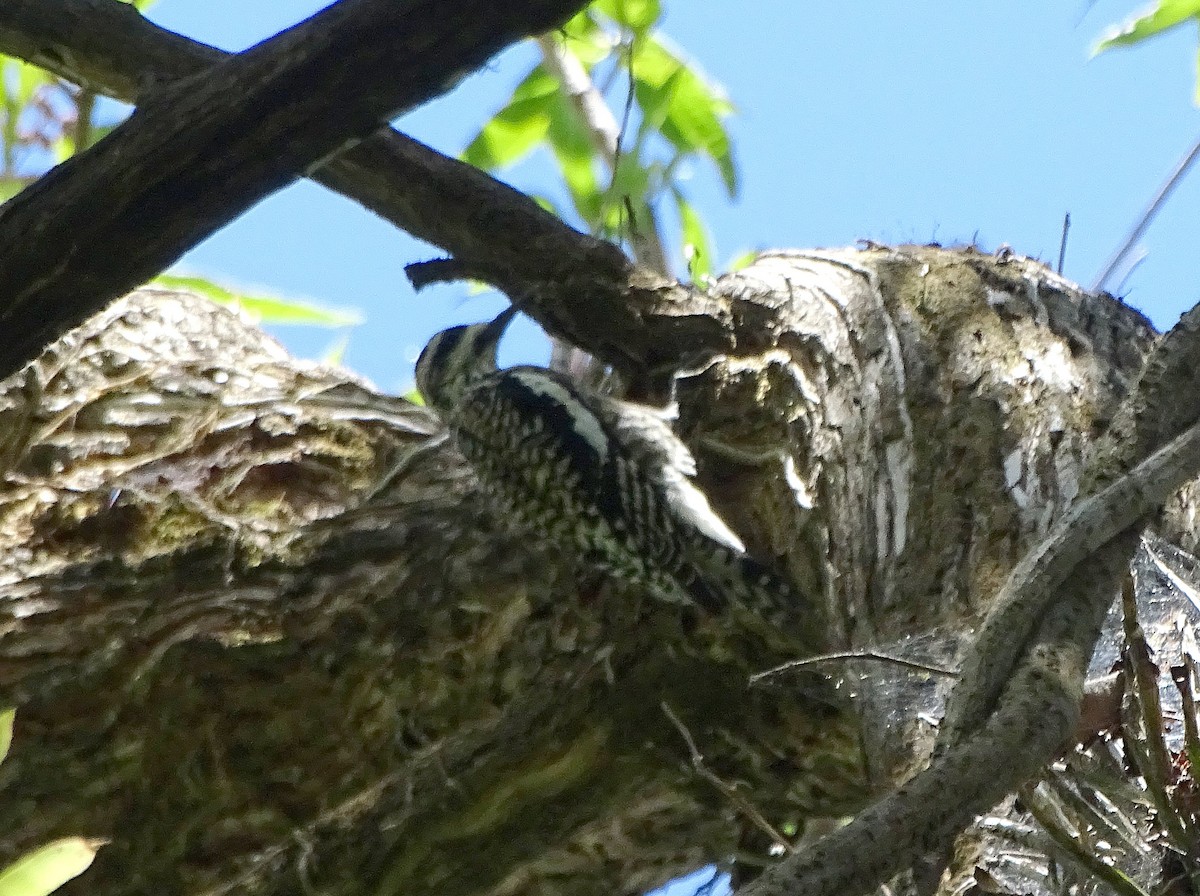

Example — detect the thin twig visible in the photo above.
[1092,133,1200,292]
[1021,783,1153,896]
[750,650,958,686]
[612,37,637,191]
[1056,212,1069,274]
[660,702,795,854]
[1120,577,1195,848]
[1112,248,1149,296]
[941,416,1200,749]
[536,31,669,274]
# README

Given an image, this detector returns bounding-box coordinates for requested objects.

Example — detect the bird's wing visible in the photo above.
[596,395,746,554]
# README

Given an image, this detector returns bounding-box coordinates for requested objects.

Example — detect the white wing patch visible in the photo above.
[509,370,609,462]
[599,396,745,554]
[661,470,746,553]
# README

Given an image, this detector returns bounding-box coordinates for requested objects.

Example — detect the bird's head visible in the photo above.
[415,306,518,410]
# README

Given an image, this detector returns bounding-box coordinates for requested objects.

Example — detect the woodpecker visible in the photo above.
[415,307,813,627]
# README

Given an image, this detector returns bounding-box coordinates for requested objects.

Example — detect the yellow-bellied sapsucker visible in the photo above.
[415,307,807,621]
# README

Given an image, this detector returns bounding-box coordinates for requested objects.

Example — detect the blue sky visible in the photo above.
[146,1,1200,393]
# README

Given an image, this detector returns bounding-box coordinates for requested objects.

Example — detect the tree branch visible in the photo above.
[1092,133,1200,292]
[741,411,1200,896]
[0,0,588,379]
[0,245,1170,895]
[0,0,733,384]
[1,4,1187,875]
[0,285,861,895]
[742,638,1089,896]
[941,417,1200,746]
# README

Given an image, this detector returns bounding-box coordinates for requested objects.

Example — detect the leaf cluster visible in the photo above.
[462,0,737,279]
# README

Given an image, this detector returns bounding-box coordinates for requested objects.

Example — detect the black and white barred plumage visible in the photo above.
[415,308,805,619]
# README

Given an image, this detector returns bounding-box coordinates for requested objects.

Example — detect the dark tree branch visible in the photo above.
[0,281,874,896]
[0,0,733,384]
[0,0,226,99]
[0,0,588,379]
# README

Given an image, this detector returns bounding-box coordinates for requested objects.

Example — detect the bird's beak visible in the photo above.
[481,305,519,347]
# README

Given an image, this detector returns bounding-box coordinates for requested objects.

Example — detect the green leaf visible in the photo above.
[557,11,618,68]
[0,178,29,203]
[152,275,362,327]
[321,333,350,366]
[608,156,653,207]
[51,134,74,164]
[631,38,738,196]
[728,249,759,272]
[0,838,105,896]
[594,0,662,37]
[595,159,654,243]
[82,122,122,146]
[1095,1,1200,52]
[529,193,559,215]
[0,708,14,766]
[673,188,713,281]
[462,65,558,171]
[546,91,602,224]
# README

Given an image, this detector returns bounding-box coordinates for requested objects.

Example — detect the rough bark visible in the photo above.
[0,243,1175,896]
[0,4,1196,896]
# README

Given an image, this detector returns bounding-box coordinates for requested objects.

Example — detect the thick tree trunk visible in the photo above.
[0,244,1165,895]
